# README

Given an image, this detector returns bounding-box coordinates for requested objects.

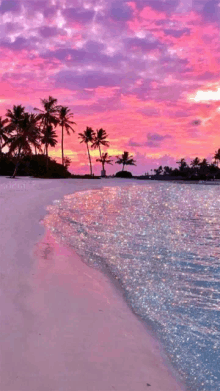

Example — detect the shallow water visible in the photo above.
[43,182,220,391]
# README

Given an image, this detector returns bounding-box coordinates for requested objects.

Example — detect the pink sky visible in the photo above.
[1,0,220,175]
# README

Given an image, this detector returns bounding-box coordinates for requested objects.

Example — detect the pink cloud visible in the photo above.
[0,1,220,174]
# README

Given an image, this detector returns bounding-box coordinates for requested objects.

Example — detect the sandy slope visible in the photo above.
[0,177,185,391]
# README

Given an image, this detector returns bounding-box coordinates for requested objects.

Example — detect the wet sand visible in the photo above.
[0,176,186,391]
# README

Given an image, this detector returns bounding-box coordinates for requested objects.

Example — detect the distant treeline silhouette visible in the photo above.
[0,96,136,178]
[150,154,220,180]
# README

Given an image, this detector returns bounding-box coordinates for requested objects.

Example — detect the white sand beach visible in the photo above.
[0,177,185,391]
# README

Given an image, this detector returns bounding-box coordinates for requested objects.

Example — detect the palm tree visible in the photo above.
[78,127,95,176]
[28,113,42,155]
[34,96,60,130]
[41,125,58,170]
[154,165,163,175]
[0,117,9,155]
[199,158,208,168]
[115,151,136,171]
[92,128,109,157]
[96,152,113,176]
[34,96,60,163]
[164,166,172,175]
[58,106,76,165]
[213,149,220,167]
[7,112,41,178]
[63,156,71,170]
[6,105,25,134]
[6,105,26,157]
[199,158,209,177]
[190,157,200,168]
[176,158,187,172]
[190,157,200,176]
[92,128,109,175]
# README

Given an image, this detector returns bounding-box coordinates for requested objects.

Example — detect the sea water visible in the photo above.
[43,182,220,391]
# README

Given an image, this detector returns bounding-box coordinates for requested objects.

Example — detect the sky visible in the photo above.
[1,0,220,175]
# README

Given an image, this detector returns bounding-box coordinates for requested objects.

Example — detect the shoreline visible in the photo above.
[0,176,186,391]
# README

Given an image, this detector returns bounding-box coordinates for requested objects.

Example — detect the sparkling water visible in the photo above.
[43,182,220,391]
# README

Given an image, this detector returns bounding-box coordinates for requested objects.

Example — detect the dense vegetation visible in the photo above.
[0,96,136,178]
[149,154,220,180]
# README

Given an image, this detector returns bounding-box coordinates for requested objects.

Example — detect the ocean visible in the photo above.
[43,182,220,391]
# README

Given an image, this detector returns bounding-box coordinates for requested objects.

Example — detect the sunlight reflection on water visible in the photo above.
[43,183,220,391]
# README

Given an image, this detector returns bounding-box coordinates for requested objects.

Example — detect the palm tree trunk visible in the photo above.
[62,124,64,165]
[46,143,49,171]
[98,145,102,159]
[12,146,21,178]
[98,145,104,171]
[12,162,19,178]
[86,142,93,176]
[122,163,125,171]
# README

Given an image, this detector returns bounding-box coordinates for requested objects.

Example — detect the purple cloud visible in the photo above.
[38,26,60,38]
[137,107,160,117]
[146,133,172,148]
[0,0,21,13]
[202,0,220,22]
[164,28,190,38]
[23,0,50,12]
[109,2,133,21]
[143,0,180,13]
[0,37,31,51]
[41,37,126,66]
[128,133,172,148]
[125,37,160,52]
[62,7,95,24]
[53,70,124,90]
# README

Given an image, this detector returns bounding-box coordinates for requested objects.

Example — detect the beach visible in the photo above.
[0,176,185,391]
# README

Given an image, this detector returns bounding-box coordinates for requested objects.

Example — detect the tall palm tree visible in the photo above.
[6,105,25,134]
[7,112,41,178]
[176,158,187,172]
[34,96,60,130]
[199,158,209,177]
[190,157,200,168]
[78,127,95,176]
[0,117,9,155]
[213,149,220,167]
[28,113,42,155]
[199,158,208,167]
[154,165,163,175]
[41,125,58,170]
[115,151,136,171]
[6,105,26,157]
[34,96,59,162]
[96,152,113,175]
[92,128,109,159]
[190,157,200,176]
[58,106,76,165]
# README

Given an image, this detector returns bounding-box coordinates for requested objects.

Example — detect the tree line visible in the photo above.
[152,154,220,180]
[0,96,136,178]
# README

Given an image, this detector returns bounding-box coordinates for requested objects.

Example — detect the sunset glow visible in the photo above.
[1,0,220,174]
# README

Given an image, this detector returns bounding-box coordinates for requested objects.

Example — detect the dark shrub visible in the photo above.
[0,153,71,178]
[0,154,15,176]
[214,172,220,179]
[28,155,71,178]
[115,170,133,178]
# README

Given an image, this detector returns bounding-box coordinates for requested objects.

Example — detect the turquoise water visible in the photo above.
[44,183,220,391]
